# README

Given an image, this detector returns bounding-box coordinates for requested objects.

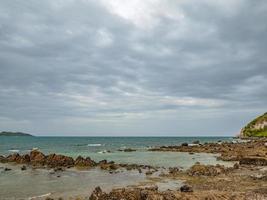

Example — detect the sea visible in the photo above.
[0,136,235,199]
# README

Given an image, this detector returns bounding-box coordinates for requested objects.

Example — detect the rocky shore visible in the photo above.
[150,138,267,165]
[0,150,157,173]
[1,139,267,200]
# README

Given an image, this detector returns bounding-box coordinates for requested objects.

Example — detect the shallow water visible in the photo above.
[0,136,235,199]
[0,163,146,200]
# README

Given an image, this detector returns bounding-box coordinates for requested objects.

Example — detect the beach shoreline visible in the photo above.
[0,138,267,199]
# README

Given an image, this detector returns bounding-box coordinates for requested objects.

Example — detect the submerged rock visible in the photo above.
[4,167,12,171]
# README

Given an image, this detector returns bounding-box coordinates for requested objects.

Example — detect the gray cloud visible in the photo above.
[0,0,266,136]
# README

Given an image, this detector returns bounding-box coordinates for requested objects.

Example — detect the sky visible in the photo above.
[0,0,266,136]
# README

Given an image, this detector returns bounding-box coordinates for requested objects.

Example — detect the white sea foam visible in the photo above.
[87,144,102,147]
[98,150,109,154]
[8,149,20,153]
[28,192,51,200]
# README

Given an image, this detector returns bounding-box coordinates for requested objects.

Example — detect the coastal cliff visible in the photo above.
[240,112,267,137]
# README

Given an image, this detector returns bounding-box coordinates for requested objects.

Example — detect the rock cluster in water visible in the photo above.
[150,138,267,166]
[0,150,158,173]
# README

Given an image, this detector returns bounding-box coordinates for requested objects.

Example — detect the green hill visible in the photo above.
[0,131,33,137]
[240,113,267,137]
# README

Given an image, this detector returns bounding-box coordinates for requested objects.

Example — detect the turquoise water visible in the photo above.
[0,136,232,155]
[0,137,235,199]
[0,136,233,168]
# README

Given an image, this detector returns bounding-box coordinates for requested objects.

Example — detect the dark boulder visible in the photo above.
[89,186,105,200]
[180,185,193,192]
[4,167,12,171]
[181,143,188,147]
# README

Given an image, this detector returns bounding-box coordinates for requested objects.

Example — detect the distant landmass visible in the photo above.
[240,112,267,137]
[0,131,33,137]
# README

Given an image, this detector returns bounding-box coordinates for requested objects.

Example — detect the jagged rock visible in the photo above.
[187,163,228,176]
[89,186,105,200]
[30,150,46,165]
[75,156,96,167]
[239,157,267,166]
[20,154,30,163]
[99,162,119,171]
[0,155,7,163]
[6,153,21,162]
[98,160,107,165]
[46,154,74,168]
[180,185,193,192]
[233,163,239,169]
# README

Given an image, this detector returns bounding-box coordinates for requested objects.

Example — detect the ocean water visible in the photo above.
[0,137,235,199]
[0,136,233,168]
[0,136,234,167]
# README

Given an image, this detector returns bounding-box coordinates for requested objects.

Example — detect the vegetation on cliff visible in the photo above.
[240,112,267,137]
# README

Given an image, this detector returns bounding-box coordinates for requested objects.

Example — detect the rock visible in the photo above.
[187,163,228,176]
[89,186,104,200]
[169,167,180,175]
[100,162,119,171]
[119,148,137,152]
[181,143,188,147]
[145,170,153,176]
[239,157,267,166]
[4,167,12,171]
[30,150,46,165]
[75,156,96,167]
[45,198,54,200]
[193,140,200,144]
[54,167,64,172]
[180,185,193,192]
[46,154,74,168]
[233,163,239,169]
[21,165,27,170]
[6,153,21,162]
[0,155,7,163]
[98,160,107,165]
[20,154,30,163]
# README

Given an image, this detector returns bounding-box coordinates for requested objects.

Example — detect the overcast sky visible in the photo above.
[0,0,266,136]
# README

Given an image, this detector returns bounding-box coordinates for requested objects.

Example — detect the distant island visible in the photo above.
[0,131,33,137]
[240,112,267,137]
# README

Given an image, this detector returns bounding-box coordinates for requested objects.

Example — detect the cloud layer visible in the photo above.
[0,0,266,136]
